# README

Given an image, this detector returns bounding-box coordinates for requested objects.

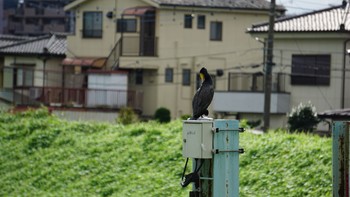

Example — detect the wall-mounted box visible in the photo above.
[182,120,213,159]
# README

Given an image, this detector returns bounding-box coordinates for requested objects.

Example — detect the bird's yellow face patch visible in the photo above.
[199,73,204,80]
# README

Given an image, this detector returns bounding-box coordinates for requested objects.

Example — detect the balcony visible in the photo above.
[121,35,157,57]
[213,92,290,114]
[106,35,158,69]
[0,87,143,111]
[213,72,290,114]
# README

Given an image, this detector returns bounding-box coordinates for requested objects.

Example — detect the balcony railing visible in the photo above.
[106,35,158,69]
[1,87,143,111]
[121,35,158,56]
[228,72,288,92]
[213,72,290,114]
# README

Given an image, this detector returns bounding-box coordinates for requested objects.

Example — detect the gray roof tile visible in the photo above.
[0,35,31,48]
[152,0,285,11]
[248,5,349,32]
[318,108,350,119]
[0,34,66,56]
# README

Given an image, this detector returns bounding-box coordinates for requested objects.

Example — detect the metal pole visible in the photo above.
[263,0,276,132]
[332,121,349,197]
[213,119,240,197]
[342,39,350,109]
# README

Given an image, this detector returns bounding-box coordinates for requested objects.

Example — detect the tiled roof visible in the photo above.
[0,34,66,56]
[65,0,285,12]
[318,108,350,120]
[0,35,31,48]
[152,0,285,11]
[248,5,350,32]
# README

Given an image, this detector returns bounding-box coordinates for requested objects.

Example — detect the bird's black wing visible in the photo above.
[192,84,214,119]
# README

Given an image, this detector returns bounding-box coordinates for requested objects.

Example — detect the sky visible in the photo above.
[277,0,343,14]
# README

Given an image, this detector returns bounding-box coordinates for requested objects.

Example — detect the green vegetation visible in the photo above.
[154,107,171,123]
[0,108,332,196]
[288,102,320,133]
[116,107,139,125]
[240,131,331,196]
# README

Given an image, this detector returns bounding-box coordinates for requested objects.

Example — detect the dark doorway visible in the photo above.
[140,10,156,56]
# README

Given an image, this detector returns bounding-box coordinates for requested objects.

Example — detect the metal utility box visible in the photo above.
[182,120,213,159]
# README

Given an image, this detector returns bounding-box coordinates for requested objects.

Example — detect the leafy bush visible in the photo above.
[16,106,50,119]
[117,107,138,125]
[154,107,171,123]
[181,114,191,120]
[247,119,261,129]
[288,102,320,133]
[26,128,61,154]
[240,119,250,129]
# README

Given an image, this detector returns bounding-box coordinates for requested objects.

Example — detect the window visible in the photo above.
[182,69,191,86]
[184,14,193,28]
[197,15,205,29]
[83,12,102,38]
[117,19,137,32]
[14,67,34,87]
[210,21,222,41]
[291,54,331,86]
[165,68,173,83]
[135,69,143,85]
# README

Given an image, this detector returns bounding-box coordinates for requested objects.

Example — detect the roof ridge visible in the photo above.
[44,34,57,52]
[0,34,51,50]
[250,4,344,29]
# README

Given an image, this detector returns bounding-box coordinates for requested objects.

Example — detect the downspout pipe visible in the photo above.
[342,38,350,109]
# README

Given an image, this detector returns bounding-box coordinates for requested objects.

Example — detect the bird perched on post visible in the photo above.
[190,67,214,120]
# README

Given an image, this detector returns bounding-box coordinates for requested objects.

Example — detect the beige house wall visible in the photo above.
[273,37,345,112]
[155,9,269,118]
[247,33,349,130]
[65,0,272,118]
[0,57,3,88]
[66,0,150,58]
[3,56,63,88]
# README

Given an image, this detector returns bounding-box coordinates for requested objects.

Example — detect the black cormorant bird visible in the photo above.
[190,67,214,120]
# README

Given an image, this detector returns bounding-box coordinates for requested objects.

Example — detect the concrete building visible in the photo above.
[3,0,73,35]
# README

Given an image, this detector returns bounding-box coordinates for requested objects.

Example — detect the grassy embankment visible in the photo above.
[0,108,332,196]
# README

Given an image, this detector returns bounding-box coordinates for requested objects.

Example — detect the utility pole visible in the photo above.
[263,0,276,132]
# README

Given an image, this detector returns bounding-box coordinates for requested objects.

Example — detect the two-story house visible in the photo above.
[64,0,285,119]
[240,4,349,130]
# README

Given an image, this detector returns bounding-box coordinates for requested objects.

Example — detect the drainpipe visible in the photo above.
[342,38,350,109]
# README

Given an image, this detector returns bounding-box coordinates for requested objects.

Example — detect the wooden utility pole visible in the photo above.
[263,0,276,132]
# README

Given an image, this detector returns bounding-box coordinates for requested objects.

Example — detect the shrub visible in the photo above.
[180,114,191,120]
[154,107,171,123]
[247,119,261,129]
[288,102,320,133]
[117,107,138,125]
[239,119,250,129]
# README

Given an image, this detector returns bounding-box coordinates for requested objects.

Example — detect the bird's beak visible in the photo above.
[199,73,204,81]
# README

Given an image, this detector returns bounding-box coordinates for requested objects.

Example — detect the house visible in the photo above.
[0,33,136,117]
[240,4,350,130]
[0,33,67,107]
[0,34,32,92]
[63,0,285,119]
